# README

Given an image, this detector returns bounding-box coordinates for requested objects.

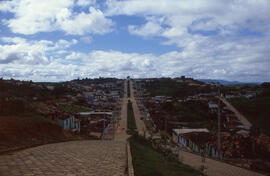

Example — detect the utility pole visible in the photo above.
[218,86,221,158]
[112,110,115,140]
[165,117,167,134]
[103,113,106,140]
[165,117,168,145]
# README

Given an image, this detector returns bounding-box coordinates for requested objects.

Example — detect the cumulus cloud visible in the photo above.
[76,0,96,7]
[65,52,86,60]
[86,50,155,74]
[104,0,270,82]
[128,21,163,37]
[56,7,114,35]
[0,0,270,82]
[106,0,270,40]
[0,37,77,65]
[189,18,219,32]
[2,42,270,82]
[0,0,18,12]
[4,0,73,34]
[1,0,113,35]
[80,36,92,44]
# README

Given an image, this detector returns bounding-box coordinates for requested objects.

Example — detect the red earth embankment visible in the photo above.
[0,115,79,153]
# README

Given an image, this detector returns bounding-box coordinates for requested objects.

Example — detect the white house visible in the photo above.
[172,128,209,144]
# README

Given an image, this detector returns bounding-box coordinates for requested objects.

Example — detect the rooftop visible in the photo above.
[173,128,209,135]
[78,111,113,116]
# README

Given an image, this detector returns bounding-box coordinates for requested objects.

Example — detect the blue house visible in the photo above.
[58,116,80,132]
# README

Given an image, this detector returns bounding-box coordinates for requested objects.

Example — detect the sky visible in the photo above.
[0,0,270,82]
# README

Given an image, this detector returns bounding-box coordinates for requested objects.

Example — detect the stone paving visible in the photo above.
[114,80,130,142]
[0,140,126,176]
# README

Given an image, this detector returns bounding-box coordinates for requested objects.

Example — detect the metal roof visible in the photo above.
[173,128,209,135]
[78,111,113,116]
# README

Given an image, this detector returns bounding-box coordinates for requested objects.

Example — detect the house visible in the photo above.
[46,85,55,90]
[74,118,81,132]
[176,79,184,83]
[208,102,218,113]
[242,93,256,99]
[153,96,167,102]
[77,111,113,131]
[58,116,80,132]
[236,129,249,134]
[83,92,94,102]
[172,128,209,144]
[172,129,225,158]
[111,90,120,95]
[188,83,200,86]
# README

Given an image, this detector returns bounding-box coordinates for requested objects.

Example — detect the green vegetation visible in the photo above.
[0,81,49,100]
[127,100,137,131]
[126,97,203,176]
[159,101,217,131]
[73,77,121,85]
[50,85,77,98]
[229,96,270,136]
[227,81,270,136]
[0,97,31,115]
[0,79,78,116]
[143,78,209,97]
[58,104,91,113]
[0,79,76,101]
[120,91,124,98]
[127,80,131,97]
[175,101,217,130]
[129,135,203,176]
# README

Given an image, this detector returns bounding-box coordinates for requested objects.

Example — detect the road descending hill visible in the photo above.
[0,140,126,176]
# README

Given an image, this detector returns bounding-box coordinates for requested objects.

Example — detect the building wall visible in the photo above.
[58,116,75,130]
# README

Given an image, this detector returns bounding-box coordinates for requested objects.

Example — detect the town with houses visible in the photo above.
[0,78,124,140]
[1,0,270,175]
[0,76,270,176]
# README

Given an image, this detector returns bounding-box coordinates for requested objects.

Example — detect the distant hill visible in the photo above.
[198,79,261,85]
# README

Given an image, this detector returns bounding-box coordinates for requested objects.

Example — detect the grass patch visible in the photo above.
[129,135,204,176]
[58,104,91,113]
[127,80,130,97]
[142,78,201,97]
[127,100,137,131]
[126,129,138,135]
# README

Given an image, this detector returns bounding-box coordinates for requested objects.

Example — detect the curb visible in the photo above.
[127,142,135,176]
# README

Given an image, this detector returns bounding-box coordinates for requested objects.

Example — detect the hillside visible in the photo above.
[0,79,83,152]
[0,114,80,153]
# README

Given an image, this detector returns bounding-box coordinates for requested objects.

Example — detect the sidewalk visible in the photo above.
[179,149,265,176]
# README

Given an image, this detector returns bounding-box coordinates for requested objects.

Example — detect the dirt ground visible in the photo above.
[0,115,79,153]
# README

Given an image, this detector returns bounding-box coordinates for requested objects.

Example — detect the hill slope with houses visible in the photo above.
[0,78,124,152]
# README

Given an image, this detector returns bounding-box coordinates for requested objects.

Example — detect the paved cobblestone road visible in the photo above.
[115,80,130,141]
[0,140,126,176]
